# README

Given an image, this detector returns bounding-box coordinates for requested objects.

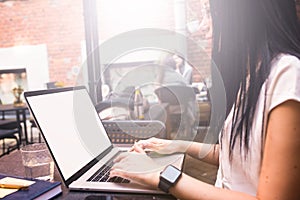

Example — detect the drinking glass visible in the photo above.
[20,143,54,181]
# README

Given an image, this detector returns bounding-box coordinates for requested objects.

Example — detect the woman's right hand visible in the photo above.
[130,137,189,155]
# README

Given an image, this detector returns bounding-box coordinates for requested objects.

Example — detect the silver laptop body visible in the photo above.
[24,86,184,194]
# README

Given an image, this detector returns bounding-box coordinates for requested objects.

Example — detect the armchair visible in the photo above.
[154,85,198,139]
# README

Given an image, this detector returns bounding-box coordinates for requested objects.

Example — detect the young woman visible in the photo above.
[110,0,300,199]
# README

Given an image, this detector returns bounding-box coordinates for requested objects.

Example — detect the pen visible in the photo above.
[0,183,29,190]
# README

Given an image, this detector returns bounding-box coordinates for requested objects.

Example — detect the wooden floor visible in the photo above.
[183,155,218,185]
[182,127,218,185]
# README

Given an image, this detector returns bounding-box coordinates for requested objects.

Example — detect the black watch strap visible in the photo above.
[158,165,182,193]
[158,178,172,193]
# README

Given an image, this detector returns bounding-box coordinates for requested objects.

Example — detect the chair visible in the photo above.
[95,98,133,120]
[29,118,42,143]
[95,86,135,120]
[45,81,64,89]
[95,90,167,144]
[0,128,20,157]
[0,113,21,157]
[102,120,166,144]
[154,85,197,139]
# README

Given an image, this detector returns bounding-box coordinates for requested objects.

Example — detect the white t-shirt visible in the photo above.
[215,54,300,196]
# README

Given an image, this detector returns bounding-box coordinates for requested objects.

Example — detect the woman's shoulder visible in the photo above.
[267,53,300,111]
[269,53,300,79]
[271,53,300,70]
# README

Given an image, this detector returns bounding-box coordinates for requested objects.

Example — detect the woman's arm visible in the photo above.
[184,142,219,166]
[173,100,300,200]
[112,100,300,200]
[132,138,219,166]
[111,157,256,200]
[169,173,256,200]
[256,100,300,200]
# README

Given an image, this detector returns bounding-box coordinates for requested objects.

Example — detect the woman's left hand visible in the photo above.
[110,149,163,188]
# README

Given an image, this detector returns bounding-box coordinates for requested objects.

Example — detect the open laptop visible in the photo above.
[24,86,184,194]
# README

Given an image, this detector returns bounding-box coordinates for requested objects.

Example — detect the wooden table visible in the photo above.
[0,149,217,199]
[0,104,29,144]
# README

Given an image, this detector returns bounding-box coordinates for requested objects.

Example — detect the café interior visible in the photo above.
[0,1,212,154]
[1,0,299,199]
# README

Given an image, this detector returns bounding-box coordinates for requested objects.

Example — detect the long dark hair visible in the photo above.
[210,0,300,156]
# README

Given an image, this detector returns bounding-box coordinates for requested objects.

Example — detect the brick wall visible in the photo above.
[186,0,212,83]
[0,0,85,86]
[0,0,299,86]
[0,0,176,86]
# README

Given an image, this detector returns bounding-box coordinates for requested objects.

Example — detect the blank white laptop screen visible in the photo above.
[25,88,111,180]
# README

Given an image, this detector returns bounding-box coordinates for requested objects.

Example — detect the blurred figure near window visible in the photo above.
[157,53,193,86]
[173,54,193,84]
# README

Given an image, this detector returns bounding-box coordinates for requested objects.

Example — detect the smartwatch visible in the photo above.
[158,165,182,193]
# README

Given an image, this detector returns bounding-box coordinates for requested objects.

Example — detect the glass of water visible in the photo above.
[20,143,54,181]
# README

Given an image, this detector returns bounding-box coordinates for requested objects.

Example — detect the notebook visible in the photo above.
[0,174,62,200]
[24,86,184,194]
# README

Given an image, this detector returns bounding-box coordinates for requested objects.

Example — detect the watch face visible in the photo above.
[161,165,181,183]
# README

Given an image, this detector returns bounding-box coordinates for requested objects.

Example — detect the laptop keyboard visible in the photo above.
[87,156,130,183]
